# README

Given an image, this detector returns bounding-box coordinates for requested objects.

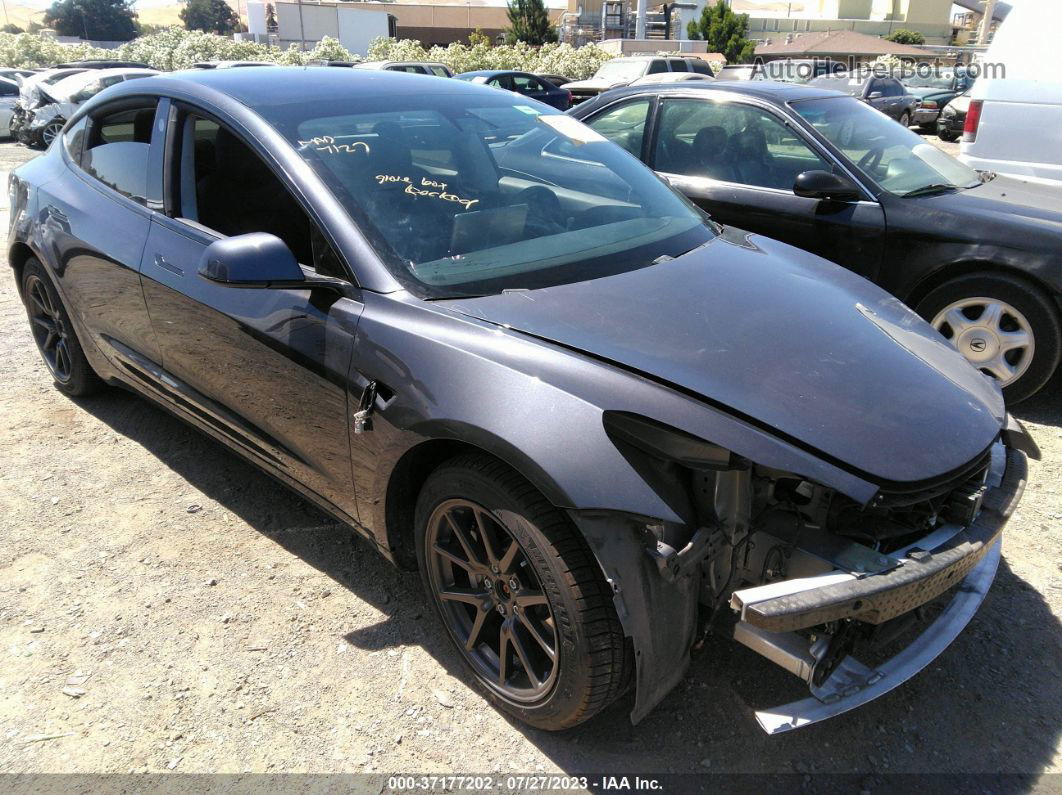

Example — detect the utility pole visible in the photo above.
[297,0,306,50]
[635,0,645,39]
[978,0,996,45]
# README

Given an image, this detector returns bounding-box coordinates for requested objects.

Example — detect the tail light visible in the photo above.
[963,99,983,143]
[920,100,938,109]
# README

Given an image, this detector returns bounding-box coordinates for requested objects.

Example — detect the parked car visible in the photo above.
[456,70,571,110]
[937,89,972,143]
[758,58,846,83]
[0,68,37,83]
[570,81,1062,401]
[54,59,152,70]
[10,67,1037,734]
[19,67,158,147]
[961,2,1062,186]
[9,68,91,140]
[353,60,453,77]
[535,73,573,87]
[714,64,757,82]
[564,56,714,103]
[0,77,20,137]
[191,61,277,69]
[629,72,712,86]
[809,73,919,125]
[903,67,975,130]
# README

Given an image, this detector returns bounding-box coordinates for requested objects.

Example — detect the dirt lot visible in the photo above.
[0,135,1060,780]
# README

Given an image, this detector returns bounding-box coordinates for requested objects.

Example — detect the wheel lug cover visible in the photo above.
[496,603,507,616]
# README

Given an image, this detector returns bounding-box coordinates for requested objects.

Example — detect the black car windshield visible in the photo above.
[262,91,712,298]
[791,95,980,195]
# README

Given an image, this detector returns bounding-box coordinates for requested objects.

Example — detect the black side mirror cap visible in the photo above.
[198,232,304,287]
[793,170,862,202]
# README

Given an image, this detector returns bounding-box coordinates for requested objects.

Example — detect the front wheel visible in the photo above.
[938,129,959,143]
[39,120,65,149]
[898,111,911,127]
[917,272,1061,403]
[415,453,629,730]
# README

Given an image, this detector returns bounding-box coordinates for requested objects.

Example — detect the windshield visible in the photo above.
[791,96,980,195]
[262,91,712,298]
[903,73,955,89]
[594,60,649,82]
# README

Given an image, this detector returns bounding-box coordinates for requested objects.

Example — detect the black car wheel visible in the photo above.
[415,453,629,730]
[917,272,1061,403]
[938,129,960,143]
[21,259,104,396]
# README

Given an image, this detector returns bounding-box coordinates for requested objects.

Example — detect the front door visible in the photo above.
[138,107,363,519]
[587,95,887,280]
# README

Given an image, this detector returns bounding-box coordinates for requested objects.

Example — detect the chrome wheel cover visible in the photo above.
[932,297,1035,386]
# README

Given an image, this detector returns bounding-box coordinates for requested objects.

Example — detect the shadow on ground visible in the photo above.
[75,385,1061,777]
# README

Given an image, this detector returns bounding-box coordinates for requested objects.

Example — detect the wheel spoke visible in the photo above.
[497,539,520,575]
[497,626,510,686]
[943,308,970,335]
[433,543,476,573]
[515,590,548,608]
[516,610,556,661]
[29,290,50,318]
[445,512,483,569]
[464,606,489,651]
[509,623,541,688]
[984,357,1015,382]
[55,339,70,375]
[474,508,499,568]
[439,587,488,606]
[980,302,1003,330]
[998,329,1031,353]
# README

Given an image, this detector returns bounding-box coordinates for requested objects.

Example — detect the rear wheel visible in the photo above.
[415,453,629,730]
[21,259,104,397]
[917,272,1061,403]
[938,129,959,143]
[899,111,911,127]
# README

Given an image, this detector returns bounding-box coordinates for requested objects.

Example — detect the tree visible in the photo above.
[44,0,138,41]
[180,0,240,35]
[505,0,556,46]
[885,28,925,45]
[686,1,755,64]
[265,2,278,32]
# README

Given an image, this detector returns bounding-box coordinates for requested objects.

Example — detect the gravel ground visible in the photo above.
[0,133,1059,779]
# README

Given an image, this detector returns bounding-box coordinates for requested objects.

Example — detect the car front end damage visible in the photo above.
[570,413,1035,733]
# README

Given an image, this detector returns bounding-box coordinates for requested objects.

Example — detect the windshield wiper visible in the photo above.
[901,183,961,198]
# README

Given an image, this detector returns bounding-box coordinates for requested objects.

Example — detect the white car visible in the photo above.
[960,0,1062,185]
[22,67,158,147]
[0,77,20,137]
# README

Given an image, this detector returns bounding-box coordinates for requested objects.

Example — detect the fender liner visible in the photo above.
[567,509,700,724]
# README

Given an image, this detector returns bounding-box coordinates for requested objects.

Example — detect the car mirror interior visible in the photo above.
[867,91,883,99]
[198,232,305,288]
[793,170,862,202]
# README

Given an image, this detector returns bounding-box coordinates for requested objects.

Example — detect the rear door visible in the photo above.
[138,105,363,518]
[35,98,165,369]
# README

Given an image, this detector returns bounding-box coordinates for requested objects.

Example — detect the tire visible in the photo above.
[20,258,105,397]
[938,130,959,143]
[899,111,911,127]
[39,119,65,149]
[415,453,629,730]
[916,272,1061,404]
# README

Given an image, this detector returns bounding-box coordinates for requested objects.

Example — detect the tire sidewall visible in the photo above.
[917,274,1062,403]
[414,463,600,729]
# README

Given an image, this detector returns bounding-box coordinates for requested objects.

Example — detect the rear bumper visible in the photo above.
[732,443,1027,734]
[913,108,940,125]
[937,116,964,134]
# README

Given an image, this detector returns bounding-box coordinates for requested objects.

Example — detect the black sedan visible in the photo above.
[809,74,919,126]
[455,70,571,110]
[571,81,1062,402]
[10,68,1033,733]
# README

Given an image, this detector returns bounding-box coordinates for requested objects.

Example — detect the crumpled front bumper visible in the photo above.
[732,442,1027,734]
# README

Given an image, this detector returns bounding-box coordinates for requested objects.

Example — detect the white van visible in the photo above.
[960,0,1062,185]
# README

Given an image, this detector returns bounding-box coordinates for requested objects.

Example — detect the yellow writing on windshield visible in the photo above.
[375,174,479,210]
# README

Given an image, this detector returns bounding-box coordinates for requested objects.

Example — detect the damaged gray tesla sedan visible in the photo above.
[9,68,1037,732]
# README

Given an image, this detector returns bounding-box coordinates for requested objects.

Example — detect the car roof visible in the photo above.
[108,66,512,108]
[594,79,847,104]
[50,67,157,95]
[457,70,534,77]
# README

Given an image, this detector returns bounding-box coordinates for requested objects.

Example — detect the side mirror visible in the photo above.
[793,170,862,202]
[198,232,304,287]
[867,91,883,100]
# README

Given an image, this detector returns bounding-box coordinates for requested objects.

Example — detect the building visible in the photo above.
[754,28,930,64]
[272,0,566,53]
[734,0,956,46]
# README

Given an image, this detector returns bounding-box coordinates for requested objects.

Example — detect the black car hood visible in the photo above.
[441,231,1005,486]
[943,175,1062,226]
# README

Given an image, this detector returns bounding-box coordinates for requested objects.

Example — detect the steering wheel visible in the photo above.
[857,145,884,172]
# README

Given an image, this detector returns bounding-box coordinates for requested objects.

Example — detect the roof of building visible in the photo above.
[755,29,932,58]
[952,0,1011,23]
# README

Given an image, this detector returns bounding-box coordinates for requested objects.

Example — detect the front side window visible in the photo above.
[81,103,158,204]
[792,96,980,195]
[653,98,829,189]
[585,98,650,156]
[260,92,711,298]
